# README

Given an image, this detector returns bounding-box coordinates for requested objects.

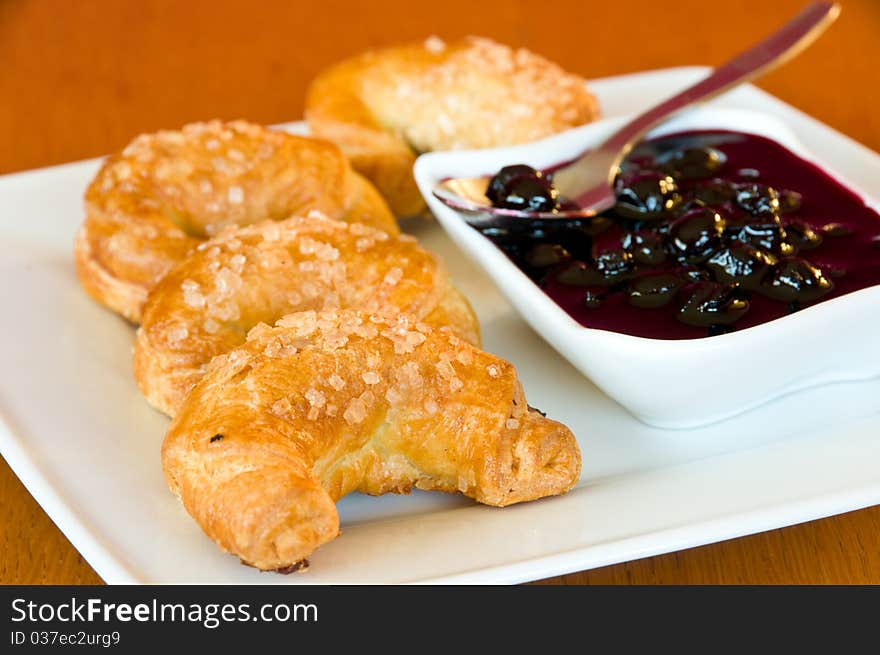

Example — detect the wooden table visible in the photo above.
[1,0,879,585]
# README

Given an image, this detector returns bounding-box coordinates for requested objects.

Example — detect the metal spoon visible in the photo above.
[432,1,840,223]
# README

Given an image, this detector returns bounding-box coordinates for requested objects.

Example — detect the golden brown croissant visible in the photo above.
[75,120,398,323]
[161,309,581,571]
[305,36,601,216]
[134,214,479,416]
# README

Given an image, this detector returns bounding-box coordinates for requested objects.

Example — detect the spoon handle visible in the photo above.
[559,1,840,204]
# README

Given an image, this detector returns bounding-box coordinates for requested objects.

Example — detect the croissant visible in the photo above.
[161,309,581,571]
[134,214,479,416]
[75,120,397,323]
[305,36,600,216]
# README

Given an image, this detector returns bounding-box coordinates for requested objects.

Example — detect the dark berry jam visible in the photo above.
[486,164,558,212]
[480,130,880,339]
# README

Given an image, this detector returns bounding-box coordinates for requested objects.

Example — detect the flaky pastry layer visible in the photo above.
[76,120,397,322]
[134,214,479,416]
[305,36,601,216]
[162,309,581,570]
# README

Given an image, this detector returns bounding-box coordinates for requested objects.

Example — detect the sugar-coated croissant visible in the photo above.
[305,36,600,216]
[75,120,397,323]
[134,214,479,416]
[161,309,581,571]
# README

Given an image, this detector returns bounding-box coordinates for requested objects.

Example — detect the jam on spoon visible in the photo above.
[480,130,880,339]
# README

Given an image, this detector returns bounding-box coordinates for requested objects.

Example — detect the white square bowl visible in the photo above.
[415,105,880,428]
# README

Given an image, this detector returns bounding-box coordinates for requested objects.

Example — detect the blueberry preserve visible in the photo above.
[480,131,880,339]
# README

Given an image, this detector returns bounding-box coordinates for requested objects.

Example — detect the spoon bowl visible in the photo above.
[432,176,606,223]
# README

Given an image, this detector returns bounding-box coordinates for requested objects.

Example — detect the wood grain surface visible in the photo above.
[1,0,878,585]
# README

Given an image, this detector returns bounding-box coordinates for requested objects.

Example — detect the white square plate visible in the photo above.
[2,67,879,584]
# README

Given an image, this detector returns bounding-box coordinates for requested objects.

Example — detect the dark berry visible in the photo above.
[728,211,787,255]
[779,190,803,213]
[657,146,727,180]
[737,168,761,179]
[736,183,780,216]
[613,171,682,220]
[784,221,822,252]
[627,273,682,309]
[677,281,750,327]
[583,291,603,309]
[556,261,601,286]
[619,154,654,175]
[541,217,613,258]
[821,222,854,237]
[674,265,713,282]
[668,208,725,263]
[550,234,593,262]
[556,250,634,286]
[524,243,570,268]
[479,226,508,240]
[706,242,776,290]
[759,257,833,303]
[708,323,736,336]
[593,249,635,283]
[622,230,667,266]
[691,178,737,206]
[486,164,541,203]
[580,216,614,237]
[494,176,559,212]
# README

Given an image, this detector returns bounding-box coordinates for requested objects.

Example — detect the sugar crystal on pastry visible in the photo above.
[396,361,422,389]
[361,371,381,385]
[424,35,446,53]
[305,388,326,421]
[181,279,205,308]
[246,322,272,341]
[262,222,281,242]
[383,267,403,286]
[167,325,189,344]
[263,337,297,359]
[228,253,246,273]
[270,398,292,418]
[323,331,349,350]
[355,237,376,252]
[352,321,378,339]
[435,352,456,378]
[384,386,404,406]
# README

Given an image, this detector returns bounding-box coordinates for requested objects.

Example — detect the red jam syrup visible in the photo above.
[480,130,880,339]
